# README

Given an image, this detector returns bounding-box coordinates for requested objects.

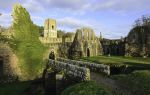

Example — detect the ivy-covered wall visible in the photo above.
[126,25,150,57]
[10,4,46,80]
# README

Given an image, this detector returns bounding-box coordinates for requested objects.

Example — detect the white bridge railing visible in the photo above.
[49,59,90,81]
[57,57,110,75]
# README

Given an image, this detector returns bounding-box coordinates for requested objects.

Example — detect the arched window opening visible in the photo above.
[52,25,54,30]
[87,48,90,57]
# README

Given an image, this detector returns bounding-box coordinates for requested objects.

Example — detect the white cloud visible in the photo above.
[45,0,90,12]
[0,13,12,27]
[39,0,150,15]
[93,0,150,13]
[57,17,108,36]
[1,0,149,15]
[22,0,45,13]
[31,16,43,20]
[57,17,92,29]
[0,0,149,39]
[0,0,18,9]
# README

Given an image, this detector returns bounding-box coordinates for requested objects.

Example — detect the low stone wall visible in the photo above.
[57,58,110,75]
[49,59,90,81]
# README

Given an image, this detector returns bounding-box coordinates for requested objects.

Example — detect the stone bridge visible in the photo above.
[48,57,110,81]
[49,58,131,95]
[47,58,132,95]
[56,57,110,75]
[49,59,90,81]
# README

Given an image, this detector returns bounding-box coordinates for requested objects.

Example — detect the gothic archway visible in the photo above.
[106,48,110,55]
[49,51,55,60]
[87,48,90,57]
[116,47,120,55]
[52,25,54,30]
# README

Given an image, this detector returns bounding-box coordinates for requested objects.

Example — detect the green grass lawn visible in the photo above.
[82,56,150,66]
[62,81,112,95]
[111,70,150,95]
[0,81,30,95]
[80,56,150,95]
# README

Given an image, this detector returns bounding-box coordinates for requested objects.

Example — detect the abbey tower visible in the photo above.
[44,19,57,38]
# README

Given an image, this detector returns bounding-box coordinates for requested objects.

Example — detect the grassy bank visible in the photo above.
[111,70,150,95]
[62,81,112,95]
[81,56,150,72]
[82,56,150,65]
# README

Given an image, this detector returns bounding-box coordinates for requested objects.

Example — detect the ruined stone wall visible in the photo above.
[44,19,57,38]
[0,43,21,80]
[69,27,102,59]
[49,59,90,81]
[65,37,74,43]
[39,37,62,44]
[126,26,150,57]
[41,18,75,58]
[57,57,110,75]
[101,38,125,56]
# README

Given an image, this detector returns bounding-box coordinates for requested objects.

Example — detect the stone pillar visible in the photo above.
[88,31,90,40]
[92,32,95,40]
[45,72,56,95]
[84,30,86,40]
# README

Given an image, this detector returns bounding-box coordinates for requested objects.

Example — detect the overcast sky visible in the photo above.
[0,0,150,39]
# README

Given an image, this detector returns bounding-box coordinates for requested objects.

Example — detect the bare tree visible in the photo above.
[133,15,150,27]
[141,15,149,26]
[134,18,141,27]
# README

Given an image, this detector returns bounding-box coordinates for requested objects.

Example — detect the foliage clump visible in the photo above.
[11,4,46,80]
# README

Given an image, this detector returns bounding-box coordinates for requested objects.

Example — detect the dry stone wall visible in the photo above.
[57,57,110,75]
[49,59,90,81]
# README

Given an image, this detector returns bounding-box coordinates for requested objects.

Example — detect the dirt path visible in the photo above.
[90,72,132,95]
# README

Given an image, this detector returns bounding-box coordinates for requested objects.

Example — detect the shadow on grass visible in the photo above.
[0,81,31,95]
[0,78,46,95]
[110,62,150,75]
[123,62,150,70]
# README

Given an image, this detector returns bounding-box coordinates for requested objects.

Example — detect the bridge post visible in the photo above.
[44,51,57,95]
[45,71,56,95]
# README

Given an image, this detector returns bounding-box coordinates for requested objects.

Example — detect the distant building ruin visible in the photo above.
[69,28,103,59]
[101,25,150,57]
[101,38,125,56]
[40,19,103,59]
[39,18,74,58]
[0,18,150,81]
[125,26,150,57]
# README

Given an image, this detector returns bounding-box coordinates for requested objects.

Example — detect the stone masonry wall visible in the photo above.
[49,59,90,81]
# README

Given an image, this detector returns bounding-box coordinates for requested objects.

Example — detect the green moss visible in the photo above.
[62,81,112,95]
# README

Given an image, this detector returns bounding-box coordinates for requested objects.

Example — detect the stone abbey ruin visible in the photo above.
[39,18,150,59]
[0,3,150,95]
[0,15,150,80]
[39,18,102,59]
[0,16,150,80]
[0,3,150,84]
